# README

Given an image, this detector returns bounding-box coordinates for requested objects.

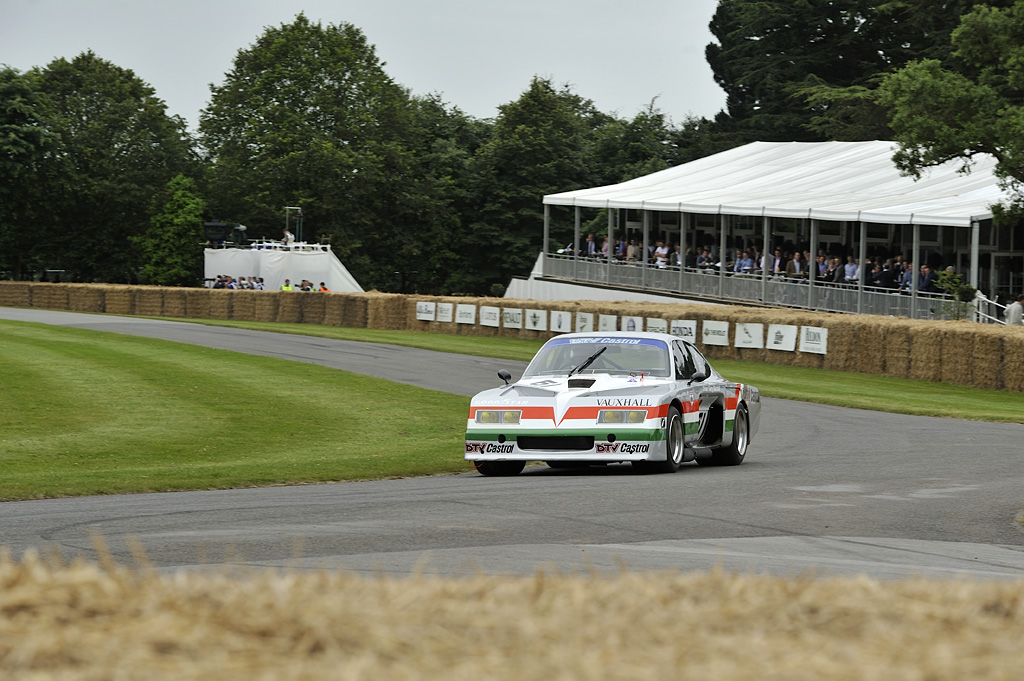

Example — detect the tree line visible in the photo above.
[2,1,1022,294]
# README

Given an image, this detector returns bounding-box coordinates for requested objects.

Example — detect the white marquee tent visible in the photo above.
[544,140,1010,227]
[204,245,363,292]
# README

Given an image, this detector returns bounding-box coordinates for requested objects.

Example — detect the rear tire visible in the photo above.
[696,405,748,467]
[474,461,526,477]
[647,405,684,473]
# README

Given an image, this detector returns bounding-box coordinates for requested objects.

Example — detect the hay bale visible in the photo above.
[228,290,256,321]
[277,290,302,323]
[103,286,135,315]
[1002,328,1024,392]
[299,292,326,325]
[253,291,279,322]
[67,285,105,313]
[186,289,212,319]
[365,292,409,330]
[821,316,857,372]
[908,322,943,382]
[133,287,164,317]
[939,322,976,386]
[330,293,368,328]
[162,288,187,318]
[207,289,231,319]
[882,320,912,378]
[970,325,1005,391]
[854,316,889,375]
[0,282,31,307]
[29,283,70,310]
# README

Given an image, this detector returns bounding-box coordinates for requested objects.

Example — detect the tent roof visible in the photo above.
[543,140,1009,227]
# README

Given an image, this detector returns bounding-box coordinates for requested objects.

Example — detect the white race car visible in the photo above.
[466,331,760,476]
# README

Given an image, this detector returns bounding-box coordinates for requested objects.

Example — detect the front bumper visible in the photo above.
[464,428,668,462]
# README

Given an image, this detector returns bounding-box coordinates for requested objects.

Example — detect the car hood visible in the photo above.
[472,374,672,419]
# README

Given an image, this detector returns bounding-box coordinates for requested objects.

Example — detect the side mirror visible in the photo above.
[498,369,512,386]
[689,371,707,385]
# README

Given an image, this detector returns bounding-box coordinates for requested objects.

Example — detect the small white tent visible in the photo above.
[204,245,363,292]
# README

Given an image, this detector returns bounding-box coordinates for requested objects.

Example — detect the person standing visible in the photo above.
[280,279,293,291]
[1006,293,1024,325]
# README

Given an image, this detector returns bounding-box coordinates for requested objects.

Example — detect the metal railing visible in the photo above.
[543,254,1003,323]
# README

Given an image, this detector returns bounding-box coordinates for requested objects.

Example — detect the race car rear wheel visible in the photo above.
[696,404,748,467]
[646,404,684,473]
[474,460,526,477]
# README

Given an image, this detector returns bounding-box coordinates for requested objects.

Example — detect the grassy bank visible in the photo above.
[0,320,468,500]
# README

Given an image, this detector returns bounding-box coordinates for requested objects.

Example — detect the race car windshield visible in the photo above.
[523,337,671,378]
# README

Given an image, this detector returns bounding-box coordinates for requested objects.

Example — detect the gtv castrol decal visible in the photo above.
[595,442,651,454]
[466,442,514,455]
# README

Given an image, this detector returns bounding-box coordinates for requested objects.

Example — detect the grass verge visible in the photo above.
[0,320,469,501]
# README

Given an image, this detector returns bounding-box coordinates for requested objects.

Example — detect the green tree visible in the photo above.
[453,78,600,295]
[0,66,55,279]
[704,0,1005,143]
[878,1,1024,196]
[30,51,194,282]
[135,175,206,286]
[199,14,420,290]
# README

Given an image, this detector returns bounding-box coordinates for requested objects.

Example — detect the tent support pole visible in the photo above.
[679,212,687,294]
[970,220,980,291]
[857,221,867,314]
[911,224,921,318]
[608,208,615,286]
[543,204,550,278]
[642,210,650,290]
[719,213,727,299]
[573,206,580,282]
[762,215,770,305]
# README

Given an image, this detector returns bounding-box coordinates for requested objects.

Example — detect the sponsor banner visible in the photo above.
[437,303,454,323]
[598,314,618,331]
[767,324,798,352]
[575,312,594,332]
[503,308,523,329]
[799,325,829,354]
[455,304,476,324]
[550,310,572,333]
[702,320,730,346]
[524,309,548,331]
[622,316,643,332]
[671,320,697,340]
[646,318,668,333]
[734,322,765,349]
[479,306,500,327]
[415,301,436,322]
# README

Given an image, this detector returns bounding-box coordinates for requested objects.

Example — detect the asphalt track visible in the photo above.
[2,307,1024,580]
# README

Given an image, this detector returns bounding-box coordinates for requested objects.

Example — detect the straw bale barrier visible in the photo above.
[0,281,30,307]
[101,285,135,315]
[162,288,187,318]
[133,287,165,317]
[908,321,944,382]
[185,288,212,319]
[5,281,1024,392]
[366,291,409,330]
[207,289,231,319]
[324,293,368,327]
[66,284,105,313]
[229,289,258,322]
[29,283,69,311]
[277,290,303,323]
[253,290,279,322]
[299,291,326,325]
[3,553,1024,681]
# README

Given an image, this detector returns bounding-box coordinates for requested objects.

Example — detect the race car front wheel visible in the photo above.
[644,404,684,474]
[474,461,526,477]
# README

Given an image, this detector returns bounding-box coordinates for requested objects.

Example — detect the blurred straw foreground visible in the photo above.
[2,549,1022,680]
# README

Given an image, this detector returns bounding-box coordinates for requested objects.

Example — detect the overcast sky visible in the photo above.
[2,0,726,131]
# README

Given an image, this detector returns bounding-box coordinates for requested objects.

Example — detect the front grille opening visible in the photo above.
[517,435,595,451]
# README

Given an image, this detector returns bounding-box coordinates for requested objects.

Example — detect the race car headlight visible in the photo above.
[598,410,648,424]
[475,410,521,424]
